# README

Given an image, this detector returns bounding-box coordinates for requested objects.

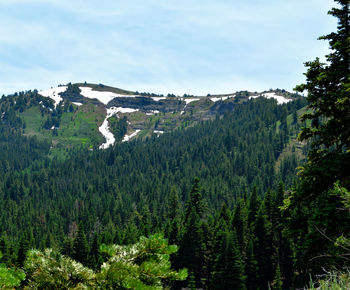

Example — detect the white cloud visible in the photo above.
[0,0,338,96]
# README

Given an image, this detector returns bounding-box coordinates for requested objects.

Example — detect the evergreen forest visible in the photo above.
[0,0,350,289]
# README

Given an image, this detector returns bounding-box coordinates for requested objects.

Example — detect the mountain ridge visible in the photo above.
[0,82,305,156]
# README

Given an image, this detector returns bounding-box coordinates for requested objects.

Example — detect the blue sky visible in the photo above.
[0,0,337,96]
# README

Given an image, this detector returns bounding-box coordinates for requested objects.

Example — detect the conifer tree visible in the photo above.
[254,206,273,289]
[211,230,246,289]
[283,0,350,283]
[17,233,31,267]
[232,198,248,252]
[72,223,89,266]
[179,178,206,288]
[245,239,259,290]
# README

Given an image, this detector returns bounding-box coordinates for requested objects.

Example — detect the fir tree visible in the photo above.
[283,0,350,284]
[72,223,89,266]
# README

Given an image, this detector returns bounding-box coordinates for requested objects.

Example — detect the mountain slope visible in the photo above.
[0,96,307,245]
[0,83,304,156]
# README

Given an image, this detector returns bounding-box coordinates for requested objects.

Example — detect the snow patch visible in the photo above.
[39,86,67,108]
[210,96,231,102]
[146,110,160,116]
[154,130,164,137]
[183,98,200,104]
[72,102,83,106]
[109,107,139,114]
[99,107,140,149]
[122,130,141,142]
[180,98,200,114]
[79,87,137,105]
[249,92,291,105]
[152,96,167,101]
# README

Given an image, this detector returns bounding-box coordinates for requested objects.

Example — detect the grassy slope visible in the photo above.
[20,104,105,157]
[275,106,308,173]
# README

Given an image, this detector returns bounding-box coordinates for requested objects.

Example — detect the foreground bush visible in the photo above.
[12,234,186,289]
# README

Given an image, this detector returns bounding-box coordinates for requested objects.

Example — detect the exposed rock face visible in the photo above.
[107,97,186,113]
[210,101,236,114]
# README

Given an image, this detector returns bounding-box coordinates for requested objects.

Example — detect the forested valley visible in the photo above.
[1,0,350,289]
[0,95,307,288]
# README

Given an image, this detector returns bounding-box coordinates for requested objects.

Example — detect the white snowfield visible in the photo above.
[99,107,140,149]
[152,96,167,102]
[99,108,118,149]
[146,110,160,116]
[122,130,141,142]
[183,98,200,104]
[38,86,67,107]
[72,102,83,106]
[79,87,137,105]
[154,130,164,137]
[210,96,231,102]
[180,98,200,115]
[108,107,139,114]
[249,92,291,105]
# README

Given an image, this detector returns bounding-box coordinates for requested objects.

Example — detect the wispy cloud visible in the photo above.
[0,0,337,95]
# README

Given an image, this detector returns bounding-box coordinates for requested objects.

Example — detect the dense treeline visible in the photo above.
[1,1,350,289]
[0,97,306,288]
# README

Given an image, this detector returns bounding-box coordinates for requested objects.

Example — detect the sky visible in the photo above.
[0,0,337,96]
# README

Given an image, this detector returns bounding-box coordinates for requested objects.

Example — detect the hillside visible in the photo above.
[0,82,303,156]
[0,92,306,237]
[0,83,311,289]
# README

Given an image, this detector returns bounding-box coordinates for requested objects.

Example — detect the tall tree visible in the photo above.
[283,0,350,285]
[179,178,206,288]
[72,223,89,266]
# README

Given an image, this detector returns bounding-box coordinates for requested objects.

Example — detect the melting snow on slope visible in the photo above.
[210,96,231,102]
[122,130,141,142]
[99,107,140,149]
[154,130,164,137]
[72,102,83,106]
[146,110,160,115]
[79,87,137,105]
[183,98,200,104]
[39,86,67,107]
[152,96,167,101]
[180,98,200,115]
[249,92,291,105]
[99,108,118,149]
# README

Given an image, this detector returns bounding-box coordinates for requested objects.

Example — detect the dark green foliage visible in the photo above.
[72,223,89,265]
[179,181,206,287]
[211,230,246,289]
[66,83,81,95]
[284,0,350,286]
[245,240,259,290]
[0,88,308,287]
[17,233,31,267]
[108,116,128,142]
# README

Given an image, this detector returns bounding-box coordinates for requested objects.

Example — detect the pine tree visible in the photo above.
[72,223,89,265]
[185,177,204,221]
[271,264,283,290]
[245,239,259,290]
[179,178,206,288]
[232,198,248,252]
[283,0,350,284]
[254,206,273,289]
[17,233,31,267]
[211,230,246,290]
